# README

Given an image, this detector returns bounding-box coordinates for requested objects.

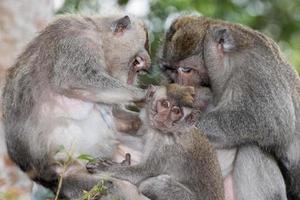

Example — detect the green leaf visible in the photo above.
[77,154,95,161]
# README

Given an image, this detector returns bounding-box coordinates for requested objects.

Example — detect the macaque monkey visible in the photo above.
[2,14,150,198]
[160,15,297,200]
[87,85,225,200]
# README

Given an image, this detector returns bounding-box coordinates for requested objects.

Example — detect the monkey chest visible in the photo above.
[42,96,118,159]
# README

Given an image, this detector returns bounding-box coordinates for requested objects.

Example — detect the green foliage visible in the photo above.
[58,0,300,73]
[79,180,110,200]
[54,145,108,200]
[77,154,95,162]
[148,0,300,72]
[57,0,102,14]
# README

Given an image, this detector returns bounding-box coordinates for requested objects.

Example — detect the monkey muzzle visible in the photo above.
[127,52,151,85]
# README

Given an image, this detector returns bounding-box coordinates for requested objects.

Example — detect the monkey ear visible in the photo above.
[211,26,235,52]
[112,15,131,35]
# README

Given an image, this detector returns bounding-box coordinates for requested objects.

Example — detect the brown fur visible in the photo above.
[162,15,300,200]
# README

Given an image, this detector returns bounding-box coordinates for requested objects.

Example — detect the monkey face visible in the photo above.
[154,98,183,126]
[161,15,255,93]
[161,55,209,88]
[159,16,212,89]
[103,15,151,86]
[146,86,189,132]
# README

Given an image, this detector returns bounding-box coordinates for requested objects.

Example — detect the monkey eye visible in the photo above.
[161,64,177,72]
[160,99,170,109]
[179,67,192,73]
[219,38,225,44]
[171,106,181,115]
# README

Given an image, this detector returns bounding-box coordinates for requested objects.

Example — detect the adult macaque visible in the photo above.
[2,14,150,199]
[160,15,295,200]
[87,85,225,200]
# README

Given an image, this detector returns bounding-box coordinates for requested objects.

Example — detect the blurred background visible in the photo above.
[0,0,300,199]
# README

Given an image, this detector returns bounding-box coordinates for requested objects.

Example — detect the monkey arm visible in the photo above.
[96,164,158,186]
[64,87,146,105]
[52,37,146,105]
[139,175,196,200]
[92,152,162,185]
[196,95,294,150]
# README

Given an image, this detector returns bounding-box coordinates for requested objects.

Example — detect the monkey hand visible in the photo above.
[166,84,195,107]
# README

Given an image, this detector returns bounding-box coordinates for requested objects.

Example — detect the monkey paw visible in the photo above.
[86,158,115,174]
[87,154,131,174]
[167,84,195,107]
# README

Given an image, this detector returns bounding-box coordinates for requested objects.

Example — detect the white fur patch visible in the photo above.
[217,148,237,177]
[40,95,118,161]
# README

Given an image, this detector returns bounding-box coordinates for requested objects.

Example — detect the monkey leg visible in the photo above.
[92,152,160,185]
[232,145,287,200]
[138,174,196,200]
[112,105,142,134]
[58,174,103,198]
[98,178,150,200]
[278,136,300,200]
[58,174,148,200]
[96,164,155,186]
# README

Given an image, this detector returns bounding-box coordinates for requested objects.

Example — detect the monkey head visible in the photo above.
[101,15,151,85]
[145,85,193,132]
[160,15,269,95]
[159,16,209,88]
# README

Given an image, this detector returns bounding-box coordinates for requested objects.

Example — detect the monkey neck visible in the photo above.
[144,127,176,146]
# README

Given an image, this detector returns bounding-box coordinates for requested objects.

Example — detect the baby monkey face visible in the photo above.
[147,85,194,132]
[154,98,183,127]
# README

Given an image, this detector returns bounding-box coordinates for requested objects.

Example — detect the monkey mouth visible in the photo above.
[127,55,150,85]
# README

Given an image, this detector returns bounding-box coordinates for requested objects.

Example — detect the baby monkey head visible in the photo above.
[145,84,194,132]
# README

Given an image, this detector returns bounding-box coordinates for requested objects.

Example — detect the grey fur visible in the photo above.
[199,18,300,200]
[90,86,225,200]
[233,146,287,200]
[2,14,150,199]
[160,15,296,200]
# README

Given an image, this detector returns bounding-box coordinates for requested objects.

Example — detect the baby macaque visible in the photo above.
[87,84,224,200]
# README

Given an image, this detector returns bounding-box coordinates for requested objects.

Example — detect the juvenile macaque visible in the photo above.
[2,14,150,198]
[87,85,225,200]
[161,15,296,200]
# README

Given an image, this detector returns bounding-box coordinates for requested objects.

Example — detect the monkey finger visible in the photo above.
[184,86,196,96]
[182,96,195,107]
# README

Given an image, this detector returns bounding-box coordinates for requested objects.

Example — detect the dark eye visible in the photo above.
[160,99,170,109]
[171,106,181,115]
[164,65,177,72]
[179,67,193,73]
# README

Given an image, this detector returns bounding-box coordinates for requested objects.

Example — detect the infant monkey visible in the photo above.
[87,84,224,200]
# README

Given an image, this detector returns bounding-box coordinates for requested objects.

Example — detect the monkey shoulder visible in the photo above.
[176,127,217,158]
[43,16,101,52]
